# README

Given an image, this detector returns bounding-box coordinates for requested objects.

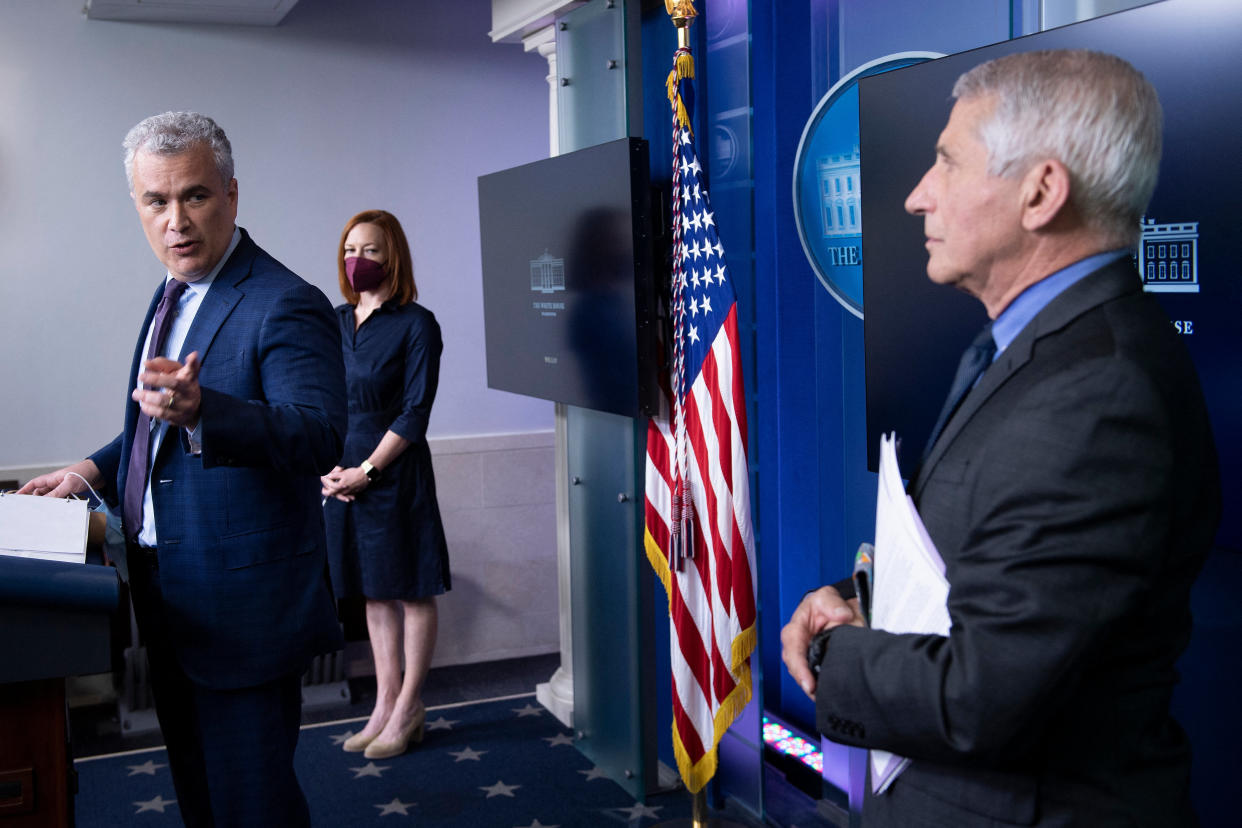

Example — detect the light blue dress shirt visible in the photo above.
[136,227,241,546]
[990,249,1131,360]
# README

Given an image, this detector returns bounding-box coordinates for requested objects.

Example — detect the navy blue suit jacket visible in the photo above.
[91,228,346,689]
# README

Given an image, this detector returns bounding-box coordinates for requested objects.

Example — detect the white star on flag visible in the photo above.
[375,798,415,816]
[512,703,543,718]
[700,295,713,315]
[350,762,389,779]
[702,209,715,229]
[449,746,487,762]
[481,779,521,798]
[577,766,611,781]
[542,733,575,747]
[714,263,727,284]
[516,820,559,828]
[425,716,458,731]
[689,297,699,317]
[133,794,176,814]
[687,324,699,344]
[126,760,166,776]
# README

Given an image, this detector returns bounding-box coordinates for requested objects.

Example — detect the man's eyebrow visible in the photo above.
[140,183,212,200]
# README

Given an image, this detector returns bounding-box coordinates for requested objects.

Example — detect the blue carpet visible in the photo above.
[74,693,693,826]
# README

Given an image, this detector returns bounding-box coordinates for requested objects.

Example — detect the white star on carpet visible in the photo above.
[126,760,166,776]
[543,732,574,747]
[616,802,663,820]
[515,820,559,828]
[577,766,610,781]
[375,797,415,816]
[330,729,361,746]
[133,794,176,814]
[481,779,522,797]
[512,703,543,718]
[425,716,459,731]
[449,746,487,762]
[350,761,390,778]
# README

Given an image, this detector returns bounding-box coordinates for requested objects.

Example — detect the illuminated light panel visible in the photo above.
[762,716,823,773]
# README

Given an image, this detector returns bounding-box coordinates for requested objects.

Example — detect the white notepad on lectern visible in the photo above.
[0,492,90,564]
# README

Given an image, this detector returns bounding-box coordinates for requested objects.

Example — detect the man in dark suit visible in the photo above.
[21,112,346,826]
[781,51,1219,826]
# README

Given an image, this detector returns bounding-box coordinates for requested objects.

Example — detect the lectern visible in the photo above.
[0,556,120,827]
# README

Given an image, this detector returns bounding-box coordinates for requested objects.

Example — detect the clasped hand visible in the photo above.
[134,351,202,430]
[780,585,865,698]
[320,466,368,502]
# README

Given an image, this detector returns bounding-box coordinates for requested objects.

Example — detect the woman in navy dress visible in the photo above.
[321,209,450,759]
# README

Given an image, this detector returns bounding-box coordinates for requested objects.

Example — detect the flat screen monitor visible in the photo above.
[478,137,657,418]
[859,0,1241,549]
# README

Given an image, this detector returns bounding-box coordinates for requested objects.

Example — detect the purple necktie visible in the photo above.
[123,278,189,541]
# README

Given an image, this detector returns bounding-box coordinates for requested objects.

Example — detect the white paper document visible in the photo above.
[0,492,90,564]
[869,433,951,794]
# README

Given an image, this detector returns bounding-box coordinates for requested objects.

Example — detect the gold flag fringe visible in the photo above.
[666,49,695,133]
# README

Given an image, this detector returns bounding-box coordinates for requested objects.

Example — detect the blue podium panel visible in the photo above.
[0,556,120,683]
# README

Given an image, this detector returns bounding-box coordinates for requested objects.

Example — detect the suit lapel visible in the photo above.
[177,230,255,363]
[913,259,1141,496]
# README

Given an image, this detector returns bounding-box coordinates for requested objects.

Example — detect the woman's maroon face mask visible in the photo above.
[345,256,387,292]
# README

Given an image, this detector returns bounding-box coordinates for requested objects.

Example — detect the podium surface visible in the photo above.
[0,556,120,826]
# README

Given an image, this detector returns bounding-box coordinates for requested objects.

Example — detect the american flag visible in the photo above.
[643,45,757,795]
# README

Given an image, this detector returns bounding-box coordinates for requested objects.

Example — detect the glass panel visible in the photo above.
[557,0,654,803]
[557,0,629,153]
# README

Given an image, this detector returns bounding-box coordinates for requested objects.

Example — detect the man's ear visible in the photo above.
[1019,158,1071,232]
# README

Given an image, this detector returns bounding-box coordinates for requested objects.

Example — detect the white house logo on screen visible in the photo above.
[1138,217,1199,293]
[530,250,566,294]
[530,250,566,317]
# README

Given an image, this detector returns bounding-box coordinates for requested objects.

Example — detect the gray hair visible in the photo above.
[953,49,1162,246]
[123,111,234,192]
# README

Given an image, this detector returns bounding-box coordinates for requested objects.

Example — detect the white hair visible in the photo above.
[953,49,1162,246]
[122,111,234,192]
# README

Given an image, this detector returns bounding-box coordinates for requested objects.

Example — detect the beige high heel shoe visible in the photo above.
[342,727,381,753]
[363,705,426,760]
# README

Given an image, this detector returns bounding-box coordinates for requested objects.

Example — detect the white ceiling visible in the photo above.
[85,0,302,27]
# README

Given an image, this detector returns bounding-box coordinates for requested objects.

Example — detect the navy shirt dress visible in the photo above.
[324,299,451,600]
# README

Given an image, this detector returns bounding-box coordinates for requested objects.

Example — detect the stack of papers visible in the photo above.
[869,434,951,794]
[0,492,90,565]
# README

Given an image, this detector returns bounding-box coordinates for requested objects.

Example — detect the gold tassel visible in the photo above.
[666,50,695,132]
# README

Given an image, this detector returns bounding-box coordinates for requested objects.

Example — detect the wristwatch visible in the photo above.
[360,460,380,482]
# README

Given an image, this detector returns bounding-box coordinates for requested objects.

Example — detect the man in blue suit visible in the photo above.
[22,112,346,826]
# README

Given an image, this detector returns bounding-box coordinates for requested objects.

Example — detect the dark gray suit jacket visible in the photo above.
[817,260,1220,826]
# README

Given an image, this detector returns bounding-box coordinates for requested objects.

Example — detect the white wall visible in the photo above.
[0,0,553,472]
